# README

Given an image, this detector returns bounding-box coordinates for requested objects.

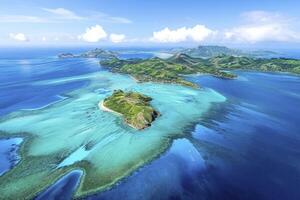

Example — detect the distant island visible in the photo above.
[100,90,160,130]
[168,45,279,58]
[209,54,300,74]
[58,48,117,59]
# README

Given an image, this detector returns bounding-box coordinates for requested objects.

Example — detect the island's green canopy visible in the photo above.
[100,53,300,88]
[103,90,160,130]
[100,55,235,88]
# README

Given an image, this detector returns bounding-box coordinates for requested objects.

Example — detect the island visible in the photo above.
[100,53,237,88]
[58,48,117,59]
[58,53,75,58]
[209,55,300,74]
[100,90,160,130]
[100,52,300,88]
[168,45,279,58]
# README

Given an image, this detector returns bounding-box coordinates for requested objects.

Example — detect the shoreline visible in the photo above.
[128,74,199,88]
[98,100,122,116]
[99,100,138,129]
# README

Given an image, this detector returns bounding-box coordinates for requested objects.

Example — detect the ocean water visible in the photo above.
[0,137,22,176]
[0,48,300,200]
[36,170,83,200]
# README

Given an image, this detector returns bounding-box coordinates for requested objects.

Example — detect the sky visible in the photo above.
[1,0,300,48]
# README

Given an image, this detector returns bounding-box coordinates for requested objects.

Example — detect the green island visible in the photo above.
[101,90,160,130]
[58,48,117,59]
[100,53,300,88]
[100,54,236,88]
[168,45,279,58]
[209,55,300,74]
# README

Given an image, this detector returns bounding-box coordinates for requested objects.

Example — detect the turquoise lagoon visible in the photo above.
[0,68,225,198]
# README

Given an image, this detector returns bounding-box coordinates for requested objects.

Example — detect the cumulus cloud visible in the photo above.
[110,33,126,43]
[9,33,29,42]
[150,25,216,43]
[43,8,84,20]
[78,25,107,42]
[225,11,299,43]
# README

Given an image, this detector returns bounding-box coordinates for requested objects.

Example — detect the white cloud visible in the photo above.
[106,16,132,24]
[150,25,215,43]
[89,12,132,24]
[225,11,299,43]
[9,33,29,42]
[0,15,47,23]
[78,25,107,42]
[0,9,131,26]
[42,8,131,23]
[42,36,47,41]
[224,24,297,43]
[110,33,126,43]
[189,25,217,42]
[241,10,282,23]
[43,8,84,20]
[79,26,126,43]
[151,27,187,43]
[0,8,84,23]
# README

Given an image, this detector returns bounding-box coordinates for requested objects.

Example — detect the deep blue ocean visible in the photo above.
[0,47,300,200]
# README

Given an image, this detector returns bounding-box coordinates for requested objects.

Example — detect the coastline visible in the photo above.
[99,100,122,116]
[128,74,199,88]
[99,100,138,129]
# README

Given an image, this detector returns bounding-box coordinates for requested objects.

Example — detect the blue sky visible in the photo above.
[1,0,300,48]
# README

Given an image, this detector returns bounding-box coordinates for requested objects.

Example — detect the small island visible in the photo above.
[58,48,117,59]
[100,90,160,130]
